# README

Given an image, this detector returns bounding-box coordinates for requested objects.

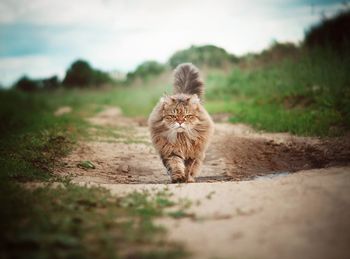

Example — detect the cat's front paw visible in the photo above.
[171,173,186,183]
[187,175,196,183]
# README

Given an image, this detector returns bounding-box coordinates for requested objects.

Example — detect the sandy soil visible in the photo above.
[54,106,350,259]
[95,167,350,259]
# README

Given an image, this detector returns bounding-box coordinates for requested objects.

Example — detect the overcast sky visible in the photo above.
[0,0,346,86]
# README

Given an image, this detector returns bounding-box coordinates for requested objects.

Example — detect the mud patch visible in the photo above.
[222,134,350,180]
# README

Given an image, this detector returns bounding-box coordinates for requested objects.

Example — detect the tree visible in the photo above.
[304,10,350,52]
[168,45,238,69]
[126,61,165,82]
[14,76,39,92]
[63,60,112,87]
[41,76,60,90]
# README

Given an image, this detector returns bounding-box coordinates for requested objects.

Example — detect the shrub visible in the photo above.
[41,76,60,90]
[13,76,40,92]
[63,60,112,87]
[126,61,165,82]
[304,9,350,52]
[168,45,238,68]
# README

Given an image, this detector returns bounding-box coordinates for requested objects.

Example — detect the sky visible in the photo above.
[0,0,346,87]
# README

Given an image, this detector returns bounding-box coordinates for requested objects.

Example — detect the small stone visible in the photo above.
[77,160,95,169]
[54,106,72,116]
[120,164,129,173]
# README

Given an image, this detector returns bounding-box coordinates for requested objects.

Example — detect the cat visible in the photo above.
[148,63,214,183]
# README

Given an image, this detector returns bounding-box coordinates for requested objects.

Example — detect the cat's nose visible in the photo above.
[178,119,185,125]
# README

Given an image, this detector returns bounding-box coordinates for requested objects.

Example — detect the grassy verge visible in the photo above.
[0,89,188,258]
[5,46,347,139]
[205,48,350,136]
[0,183,188,259]
[0,90,87,181]
[21,47,347,137]
[0,44,348,258]
[205,99,343,136]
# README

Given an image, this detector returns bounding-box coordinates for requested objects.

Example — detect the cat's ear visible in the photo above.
[160,95,175,105]
[189,94,200,104]
[160,93,169,103]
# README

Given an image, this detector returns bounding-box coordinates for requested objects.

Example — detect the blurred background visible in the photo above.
[1,0,349,136]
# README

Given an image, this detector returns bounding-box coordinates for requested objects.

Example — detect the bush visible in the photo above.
[63,60,112,87]
[238,41,299,69]
[13,75,61,92]
[41,76,60,90]
[126,61,165,82]
[13,76,39,92]
[168,45,238,68]
[304,9,350,52]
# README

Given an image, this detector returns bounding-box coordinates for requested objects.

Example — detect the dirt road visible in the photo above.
[55,106,350,259]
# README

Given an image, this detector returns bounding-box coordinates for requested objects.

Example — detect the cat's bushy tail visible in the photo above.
[173,63,204,100]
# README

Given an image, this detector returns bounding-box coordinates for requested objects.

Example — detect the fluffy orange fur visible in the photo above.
[148,63,214,183]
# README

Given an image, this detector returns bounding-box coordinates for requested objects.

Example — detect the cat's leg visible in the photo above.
[185,157,203,183]
[162,155,186,183]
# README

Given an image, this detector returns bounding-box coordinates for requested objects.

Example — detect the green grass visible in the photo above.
[42,82,171,117]
[0,88,188,258]
[0,90,88,181]
[205,99,343,136]
[28,46,348,137]
[205,48,350,136]
[0,183,188,259]
[4,46,346,139]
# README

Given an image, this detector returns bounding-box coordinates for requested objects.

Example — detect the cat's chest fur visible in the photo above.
[166,132,201,158]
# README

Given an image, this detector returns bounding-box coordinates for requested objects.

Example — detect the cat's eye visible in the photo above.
[164,115,174,120]
[185,115,195,120]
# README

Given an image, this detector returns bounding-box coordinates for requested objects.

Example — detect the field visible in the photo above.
[1,31,350,259]
[0,5,350,259]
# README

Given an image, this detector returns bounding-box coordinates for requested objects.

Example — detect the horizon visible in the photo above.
[0,0,347,87]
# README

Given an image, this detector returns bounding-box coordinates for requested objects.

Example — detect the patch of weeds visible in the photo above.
[206,191,216,200]
[168,210,194,219]
[49,174,73,185]
[177,197,193,210]
[0,183,188,259]
[228,100,343,136]
[77,160,96,170]
[1,128,74,181]
[205,47,350,136]
[167,197,194,219]
[0,90,88,181]
[119,189,176,218]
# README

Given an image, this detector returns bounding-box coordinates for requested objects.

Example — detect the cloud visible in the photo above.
[0,0,346,86]
[0,55,67,85]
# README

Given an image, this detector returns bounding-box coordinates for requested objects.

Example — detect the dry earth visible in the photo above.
[55,106,350,259]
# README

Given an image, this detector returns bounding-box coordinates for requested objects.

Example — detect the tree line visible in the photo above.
[13,9,350,91]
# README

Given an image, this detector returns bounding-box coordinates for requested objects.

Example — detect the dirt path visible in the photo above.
[57,106,350,184]
[96,167,350,259]
[55,106,350,259]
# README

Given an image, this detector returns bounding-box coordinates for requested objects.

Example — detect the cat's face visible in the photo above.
[161,94,200,133]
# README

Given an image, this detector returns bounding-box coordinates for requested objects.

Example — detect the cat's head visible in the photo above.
[160,94,201,133]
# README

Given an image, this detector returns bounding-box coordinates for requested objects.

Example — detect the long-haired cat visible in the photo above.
[148,63,214,183]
